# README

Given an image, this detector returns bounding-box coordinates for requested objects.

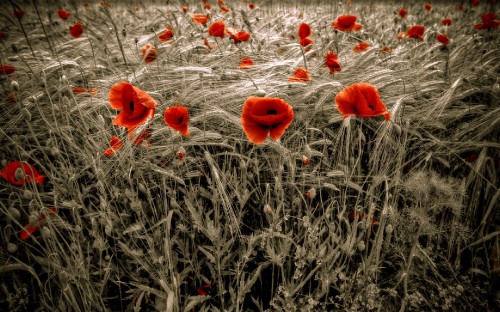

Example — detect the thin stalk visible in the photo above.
[32,0,55,58]
[9,0,36,58]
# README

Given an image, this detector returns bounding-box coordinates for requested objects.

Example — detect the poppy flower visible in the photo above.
[57,9,71,20]
[192,14,210,26]
[158,28,174,42]
[218,0,224,4]
[164,105,190,137]
[129,128,151,148]
[406,25,425,41]
[353,41,370,52]
[182,6,188,12]
[104,136,124,157]
[197,283,211,296]
[14,10,25,19]
[220,5,230,13]
[335,82,391,121]
[458,4,464,10]
[20,208,57,240]
[72,87,98,96]
[399,8,407,18]
[298,22,312,39]
[70,21,84,38]
[471,0,480,6]
[331,15,363,32]
[249,3,255,9]
[241,96,294,144]
[0,64,16,76]
[239,57,254,69]
[208,20,225,38]
[474,12,500,30]
[108,82,157,130]
[299,37,313,49]
[325,51,341,73]
[204,4,211,9]
[288,67,311,82]
[177,147,186,160]
[142,43,157,63]
[226,27,251,44]
[348,209,377,225]
[442,18,452,26]
[397,32,405,40]
[302,155,310,166]
[1,161,45,186]
[381,46,392,53]
[436,33,450,45]
[424,3,432,11]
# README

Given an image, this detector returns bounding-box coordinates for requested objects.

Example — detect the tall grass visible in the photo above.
[0,0,499,311]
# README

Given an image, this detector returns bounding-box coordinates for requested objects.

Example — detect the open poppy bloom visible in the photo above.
[220,5,230,13]
[104,136,124,157]
[142,43,157,63]
[399,8,407,18]
[226,27,251,44]
[249,3,255,9]
[208,20,225,38]
[474,12,500,30]
[197,283,211,296]
[164,105,190,137]
[241,96,294,144]
[14,10,25,19]
[57,9,71,20]
[424,3,432,11]
[436,33,450,45]
[299,37,313,49]
[288,67,311,82]
[0,64,16,76]
[72,87,98,96]
[353,41,370,52]
[298,22,312,39]
[406,25,425,41]
[204,4,211,9]
[331,15,363,32]
[1,161,45,186]
[239,57,254,69]
[158,27,174,42]
[182,6,188,12]
[335,82,391,121]
[70,21,84,38]
[108,82,157,130]
[20,208,57,240]
[192,14,210,26]
[442,18,452,26]
[325,51,341,73]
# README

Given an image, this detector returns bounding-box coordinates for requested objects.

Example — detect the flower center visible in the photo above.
[178,116,184,123]
[129,101,134,112]
[267,109,278,115]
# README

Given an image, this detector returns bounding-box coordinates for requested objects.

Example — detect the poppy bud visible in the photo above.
[357,240,365,252]
[254,89,266,97]
[41,227,51,239]
[177,147,186,160]
[105,254,111,261]
[28,214,38,225]
[70,243,78,251]
[51,147,60,156]
[306,188,316,199]
[122,28,126,37]
[134,38,138,44]
[73,225,81,233]
[385,224,393,234]
[302,155,310,166]
[11,81,19,91]
[21,108,31,121]
[7,243,17,253]
[263,204,272,214]
[8,207,20,219]
[97,114,105,126]
[14,167,24,182]
[104,224,112,236]
[138,183,147,194]
[23,190,33,200]
[392,123,401,136]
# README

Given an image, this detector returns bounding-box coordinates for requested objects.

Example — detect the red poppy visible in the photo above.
[424,3,432,11]
[70,21,84,38]
[7,92,17,104]
[0,32,7,40]
[381,46,392,53]
[335,82,391,121]
[458,4,464,10]
[14,10,25,19]
[108,82,157,130]
[298,22,312,39]
[204,4,211,9]
[353,41,370,52]
[208,20,225,38]
[299,37,313,49]
[57,9,71,20]
[220,5,230,13]
[158,28,174,42]
[72,87,98,96]
[331,15,363,32]
[241,96,294,144]
[406,25,425,41]
[249,3,255,9]
[177,147,186,160]
[0,64,16,76]
[471,0,480,6]
[226,27,251,44]
[192,14,210,26]
[397,32,405,40]
[474,12,500,30]
[302,155,310,166]
[348,209,377,225]
[239,57,254,69]
[218,0,224,4]
[399,8,407,18]
[182,6,188,12]
[197,283,211,296]
[142,43,156,63]
[129,128,151,148]
[436,33,450,45]
[442,18,452,26]
[1,161,45,186]
[164,105,190,137]
[20,208,57,240]
[104,136,124,157]
[325,51,341,74]
[288,67,311,82]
